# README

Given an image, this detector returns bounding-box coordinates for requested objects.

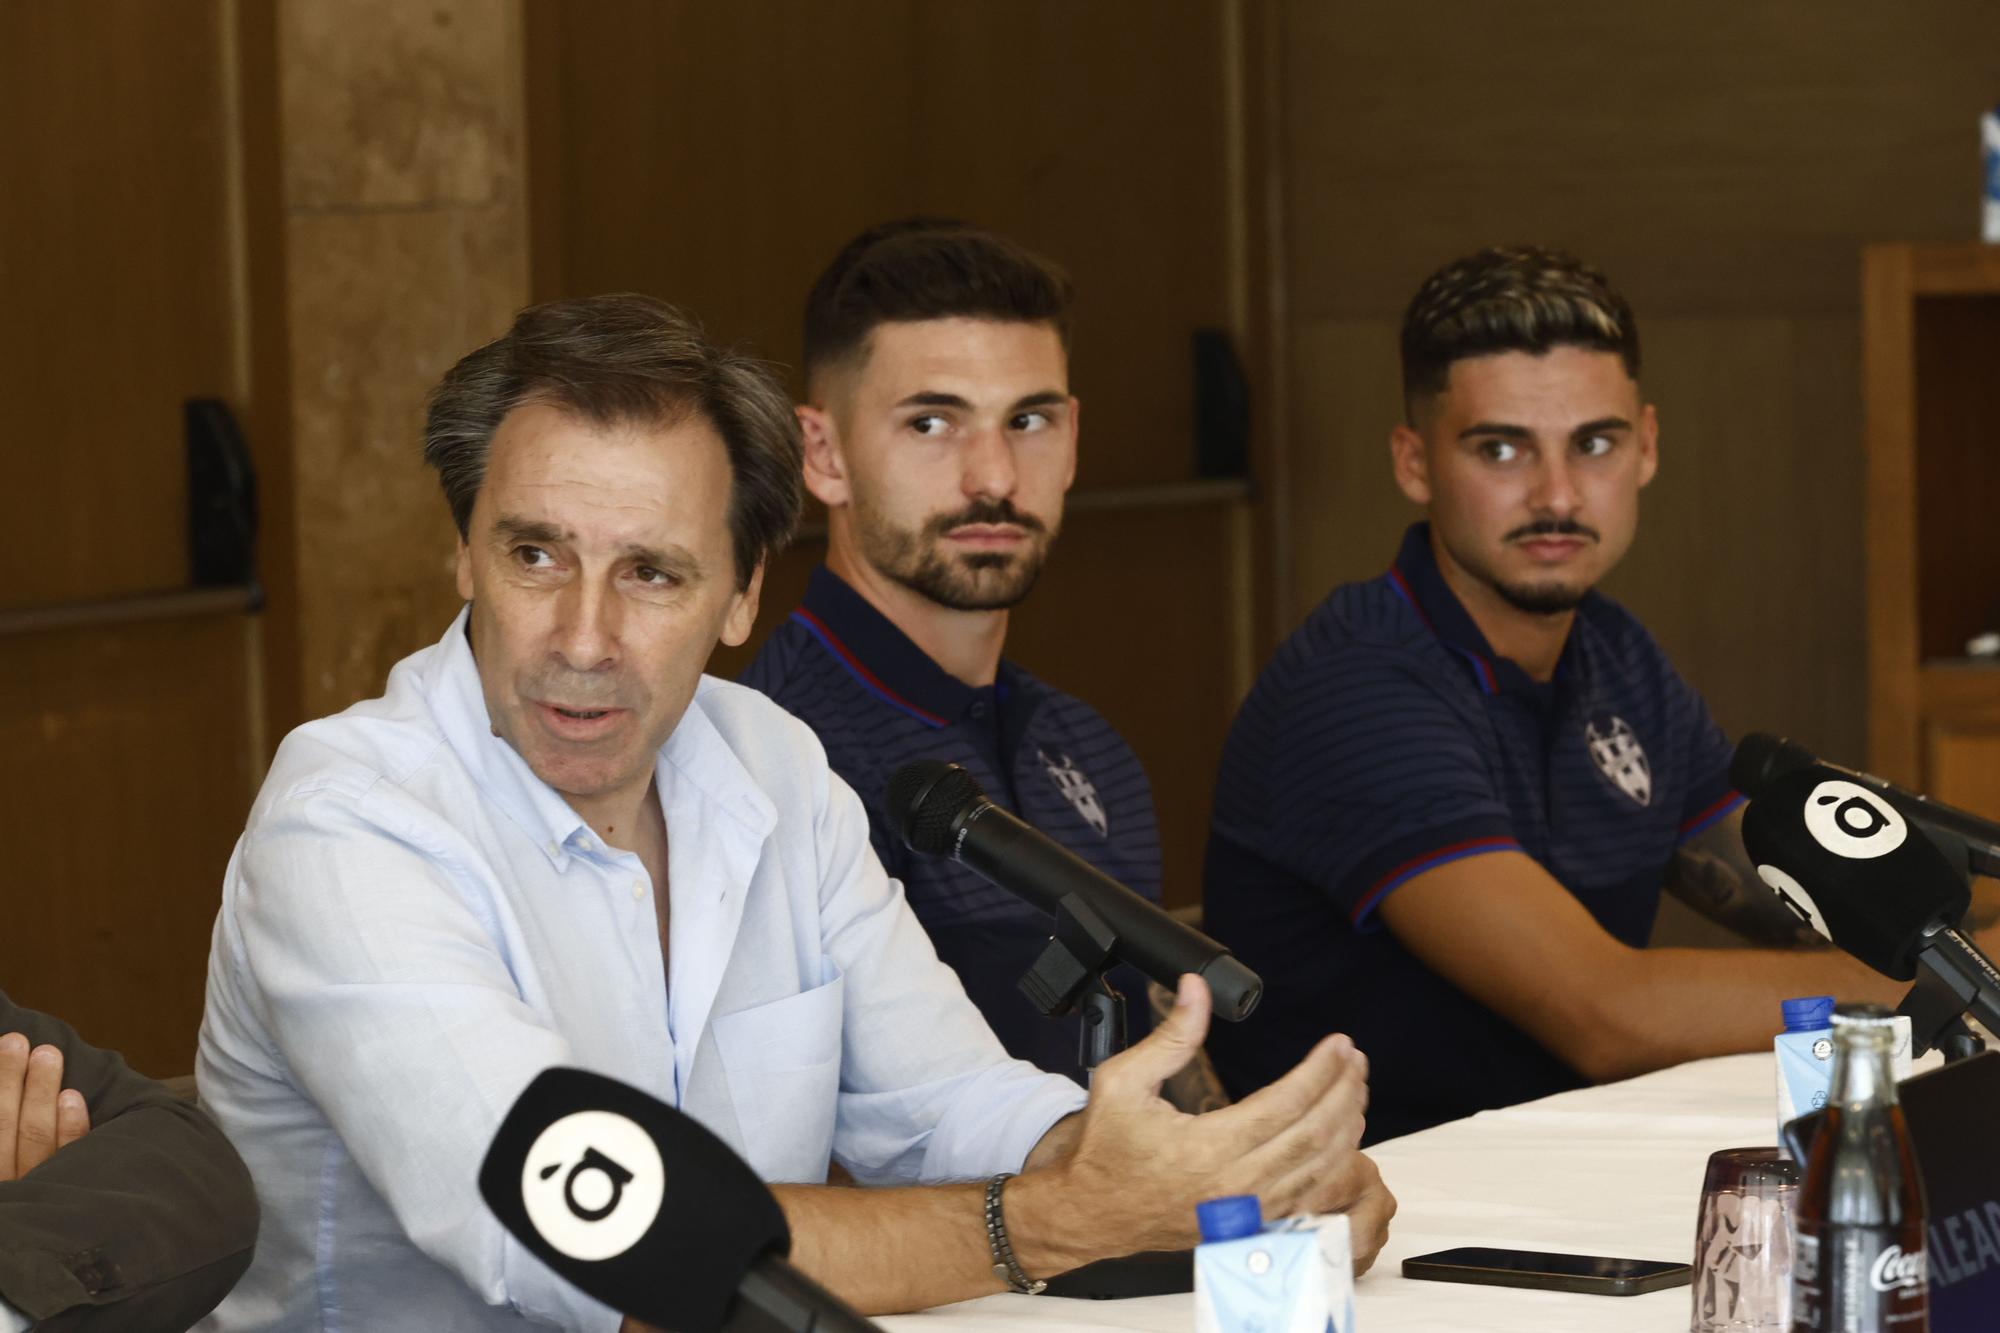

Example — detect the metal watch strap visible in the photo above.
[982,1173,1047,1295]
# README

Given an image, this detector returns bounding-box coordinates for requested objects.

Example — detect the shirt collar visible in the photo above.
[422,606,775,870]
[791,565,999,729]
[1386,522,1597,699]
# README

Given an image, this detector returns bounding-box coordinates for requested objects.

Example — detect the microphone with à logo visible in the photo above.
[480,1067,880,1333]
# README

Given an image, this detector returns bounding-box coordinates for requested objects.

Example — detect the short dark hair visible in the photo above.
[1400,245,1640,418]
[801,218,1074,390]
[424,294,801,590]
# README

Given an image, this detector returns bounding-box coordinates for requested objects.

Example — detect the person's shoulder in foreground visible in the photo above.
[200,291,1391,1330]
[0,990,256,1333]
[739,218,1159,1082]
[1204,243,1917,1143]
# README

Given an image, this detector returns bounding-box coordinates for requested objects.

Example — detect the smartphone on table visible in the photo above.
[1402,1246,1691,1296]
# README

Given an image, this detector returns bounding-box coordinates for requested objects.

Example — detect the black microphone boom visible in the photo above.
[887,760,1263,1023]
[1732,733,2000,878]
[480,1067,880,1333]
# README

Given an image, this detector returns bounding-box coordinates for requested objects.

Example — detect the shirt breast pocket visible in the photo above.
[711,963,844,1183]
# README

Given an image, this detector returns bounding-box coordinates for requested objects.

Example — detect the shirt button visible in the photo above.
[631,881,646,901]
[969,701,988,718]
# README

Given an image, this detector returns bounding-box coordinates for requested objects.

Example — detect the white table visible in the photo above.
[881,1052,1790,1332]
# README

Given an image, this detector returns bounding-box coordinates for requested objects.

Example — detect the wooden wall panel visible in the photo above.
[0,614,256,1075]
[1282,3,2000,322]
[0,1,268,1074]
[0,1,236,608]
[529,0,1232,488]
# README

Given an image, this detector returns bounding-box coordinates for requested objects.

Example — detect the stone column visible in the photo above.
[276,0,528,718]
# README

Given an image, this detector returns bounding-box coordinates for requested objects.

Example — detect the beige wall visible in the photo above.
[277,0,530,720]
[1274,1,2000,767]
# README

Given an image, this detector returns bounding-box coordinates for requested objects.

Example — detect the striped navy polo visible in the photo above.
[1203,522,1740,1142]
[741,565,1160,1084]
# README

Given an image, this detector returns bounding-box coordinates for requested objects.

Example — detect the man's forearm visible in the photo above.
[772,1181,1011,1314]
[766,1113,1098,1316]
[1574,945,1906,1082]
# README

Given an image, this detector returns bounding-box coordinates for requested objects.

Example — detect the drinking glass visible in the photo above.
[1690,1146,1800,1332]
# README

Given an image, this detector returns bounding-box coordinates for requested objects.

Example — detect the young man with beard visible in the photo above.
[1201,246,1987,1144]
[740,221,1165,1084]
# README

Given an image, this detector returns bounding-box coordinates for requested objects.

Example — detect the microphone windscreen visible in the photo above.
[887,760,985,856]
[479,1067,789,1333]
[1740,768,1972,980]
[1730,733,1816,799]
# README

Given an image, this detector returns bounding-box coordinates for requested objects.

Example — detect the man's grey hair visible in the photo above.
[424,293,802,589]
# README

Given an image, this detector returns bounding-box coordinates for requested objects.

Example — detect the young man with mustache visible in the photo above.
[1201,246,1958,1143]
[741,220,1166,1085]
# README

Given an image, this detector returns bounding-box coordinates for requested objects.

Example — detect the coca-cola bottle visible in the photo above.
[1791,1002,1927,1331]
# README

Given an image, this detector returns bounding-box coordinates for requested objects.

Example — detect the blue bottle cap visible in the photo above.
[1196,1194,1263,1243]
[1781,995,1835,1032]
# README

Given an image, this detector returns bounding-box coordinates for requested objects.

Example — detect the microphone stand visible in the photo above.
[1017,892,1129,1075]
[1896,965,1988,1065]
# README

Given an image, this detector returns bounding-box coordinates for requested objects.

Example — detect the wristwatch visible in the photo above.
[983,1173,1047,1295]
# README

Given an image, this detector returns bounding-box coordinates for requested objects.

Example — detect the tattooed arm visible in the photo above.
[1663,808,1832,948]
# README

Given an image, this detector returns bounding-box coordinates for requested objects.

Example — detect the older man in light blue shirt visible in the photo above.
[197,294,1387,1331]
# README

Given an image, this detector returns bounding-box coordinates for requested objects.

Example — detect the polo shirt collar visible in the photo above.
[1387,522,1597,700]
[791,565,993,729]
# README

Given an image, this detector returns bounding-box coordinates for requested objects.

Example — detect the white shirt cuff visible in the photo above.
[0,1296,32,1332]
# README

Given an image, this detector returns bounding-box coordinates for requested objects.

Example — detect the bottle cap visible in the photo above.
[1781,995,1835,1032]
[1195,1195,1263,1242]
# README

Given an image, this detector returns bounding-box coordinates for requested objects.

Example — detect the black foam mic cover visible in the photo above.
[1740,768,1972,980]
[1729,732,1816,798]
[480,1067,790,1333]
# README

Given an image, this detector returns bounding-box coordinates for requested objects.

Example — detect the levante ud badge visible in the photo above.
[1039,748,1109,836]
[1586,715,1651,806]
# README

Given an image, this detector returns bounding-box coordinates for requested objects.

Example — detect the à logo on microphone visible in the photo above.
[1801,780,1908,860]
[520,1110,666,1261]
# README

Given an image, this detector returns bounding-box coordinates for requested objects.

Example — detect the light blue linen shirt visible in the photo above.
[196,609,1084,1332]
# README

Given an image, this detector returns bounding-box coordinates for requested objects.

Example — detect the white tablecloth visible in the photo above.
[880,1051,1792,1332]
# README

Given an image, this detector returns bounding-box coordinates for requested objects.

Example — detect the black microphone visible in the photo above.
[1732,732,2000,878]
[1739,769,2000,1036]
[886,760,1262,1022]
[479,1067,880,1333]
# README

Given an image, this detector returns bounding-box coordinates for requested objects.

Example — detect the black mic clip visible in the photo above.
[1017,892,1129,1074]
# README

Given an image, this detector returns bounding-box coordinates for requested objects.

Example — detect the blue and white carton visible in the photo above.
[1774,994,1836,1144]
[1192,1195,1355,1333]
[1775,994,1913,1145]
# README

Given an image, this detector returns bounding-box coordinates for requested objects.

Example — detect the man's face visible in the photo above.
[1392,346,1658,615]
[455,402,760,809]
[810,318,1077,611]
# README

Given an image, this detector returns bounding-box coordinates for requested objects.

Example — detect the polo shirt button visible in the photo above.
[631,881,645,901]
[969,701,988,718]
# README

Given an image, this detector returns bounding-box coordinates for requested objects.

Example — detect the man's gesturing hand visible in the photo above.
[1009,974,1389,1276]
[0,1032,91,1181]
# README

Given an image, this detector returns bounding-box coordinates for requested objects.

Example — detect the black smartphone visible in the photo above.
[1401,1246,1691,1296]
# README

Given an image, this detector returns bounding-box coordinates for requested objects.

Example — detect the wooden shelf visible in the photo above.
[1866,242,2000,811]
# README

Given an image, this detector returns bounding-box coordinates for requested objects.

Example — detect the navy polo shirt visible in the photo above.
[741,566,1160,1084]
[1203,523,1740,1142]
